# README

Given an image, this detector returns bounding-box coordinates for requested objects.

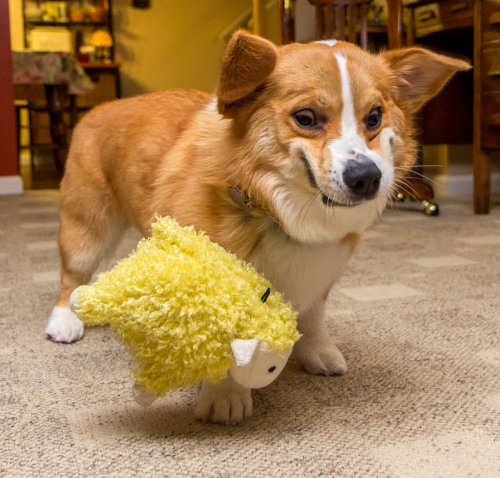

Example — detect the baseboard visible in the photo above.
[0,176,24,195]
[434,173,500,197]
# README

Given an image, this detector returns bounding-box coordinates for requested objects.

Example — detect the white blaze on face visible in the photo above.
[315,39,337,47]
[328,54,367,176]
[336,54,359,143]
[326,54,393,195]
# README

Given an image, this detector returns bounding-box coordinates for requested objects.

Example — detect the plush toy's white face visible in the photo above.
[229,339,291,389]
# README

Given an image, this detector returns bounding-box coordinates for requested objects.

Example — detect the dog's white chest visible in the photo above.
[249,229,353,314]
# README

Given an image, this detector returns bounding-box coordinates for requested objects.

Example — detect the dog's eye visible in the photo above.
[366,107,382,130]
[268,366,277,373]
[293,109,319,129]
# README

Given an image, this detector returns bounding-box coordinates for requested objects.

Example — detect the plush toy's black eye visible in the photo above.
[261,288,271,303]
[366,106,382,130]
[268,366,277,373]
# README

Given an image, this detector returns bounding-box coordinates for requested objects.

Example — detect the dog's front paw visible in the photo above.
[194,377,252,425]
[294,334,347,376]
[45,306,84,343]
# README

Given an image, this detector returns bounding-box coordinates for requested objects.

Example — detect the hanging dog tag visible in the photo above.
[227,187,253,210]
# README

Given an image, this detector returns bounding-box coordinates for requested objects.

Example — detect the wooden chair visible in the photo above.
[308,0,372,49]
[278,0,407,51]
[14,84,78,172]
[386,0,404,49]
[279,0,372,47]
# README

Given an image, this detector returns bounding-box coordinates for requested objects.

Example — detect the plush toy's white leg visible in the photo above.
[194,375,252,425]
[45,306,84,343]
[132,383,156,407]
[293,298,347,376]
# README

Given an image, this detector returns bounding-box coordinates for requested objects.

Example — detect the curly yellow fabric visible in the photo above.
[72,216,299,396]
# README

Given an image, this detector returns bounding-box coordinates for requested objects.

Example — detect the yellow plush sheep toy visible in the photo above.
[70,216,300,406]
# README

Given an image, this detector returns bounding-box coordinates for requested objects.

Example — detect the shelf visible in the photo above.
[25,21,108,27]
[22,0,120,98]
[80,62,120,69]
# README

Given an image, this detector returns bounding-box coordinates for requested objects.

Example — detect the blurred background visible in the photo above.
[3,0,500,214]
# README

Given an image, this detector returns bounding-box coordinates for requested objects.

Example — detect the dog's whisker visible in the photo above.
[394,167,440,188]
[390,182,418,204]
[407,172,440,188]
[399,180,422,199]
[392,187,418,203]
[391,179,411,195]
[388,194,411,211]
[392,178,421,201]
[388,192,412,211]
[395,164,441,169]
[322,192,332,224]
[300,195,317,227]
[297,191,320,231]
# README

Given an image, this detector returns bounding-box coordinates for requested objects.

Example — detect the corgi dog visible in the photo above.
[45,31,469,424]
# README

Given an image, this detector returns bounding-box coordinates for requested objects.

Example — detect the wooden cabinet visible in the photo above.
[474,0,500,212]
[402,0,499,213]
[409,0,474,36]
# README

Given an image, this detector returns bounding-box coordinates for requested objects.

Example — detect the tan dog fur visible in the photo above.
[46,31,469,424]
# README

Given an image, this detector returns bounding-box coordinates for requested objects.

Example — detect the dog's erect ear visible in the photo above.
[381,48,471,113]
[217,30,278,116]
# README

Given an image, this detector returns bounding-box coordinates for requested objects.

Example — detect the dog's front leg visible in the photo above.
[194,375,252,425]
[293,298,347,376]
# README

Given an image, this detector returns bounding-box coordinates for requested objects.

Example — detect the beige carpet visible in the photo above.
[1,190,499,477]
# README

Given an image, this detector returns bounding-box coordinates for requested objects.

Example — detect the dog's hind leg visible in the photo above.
[45,186,126,343]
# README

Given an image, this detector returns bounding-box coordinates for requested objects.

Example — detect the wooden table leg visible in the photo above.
[278,0,296,44]
[386,0,404,48]
[44,84,69,172]
[473,147,491,214]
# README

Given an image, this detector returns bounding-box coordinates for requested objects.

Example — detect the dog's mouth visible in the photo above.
[300,154,362,208]
[321,195,362,208]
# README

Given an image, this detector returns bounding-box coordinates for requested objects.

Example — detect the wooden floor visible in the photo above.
[20,152,62,190]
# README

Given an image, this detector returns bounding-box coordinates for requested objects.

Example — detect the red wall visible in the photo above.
[0,1,18,176]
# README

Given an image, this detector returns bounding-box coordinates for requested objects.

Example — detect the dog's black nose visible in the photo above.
[342,157,382,199]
